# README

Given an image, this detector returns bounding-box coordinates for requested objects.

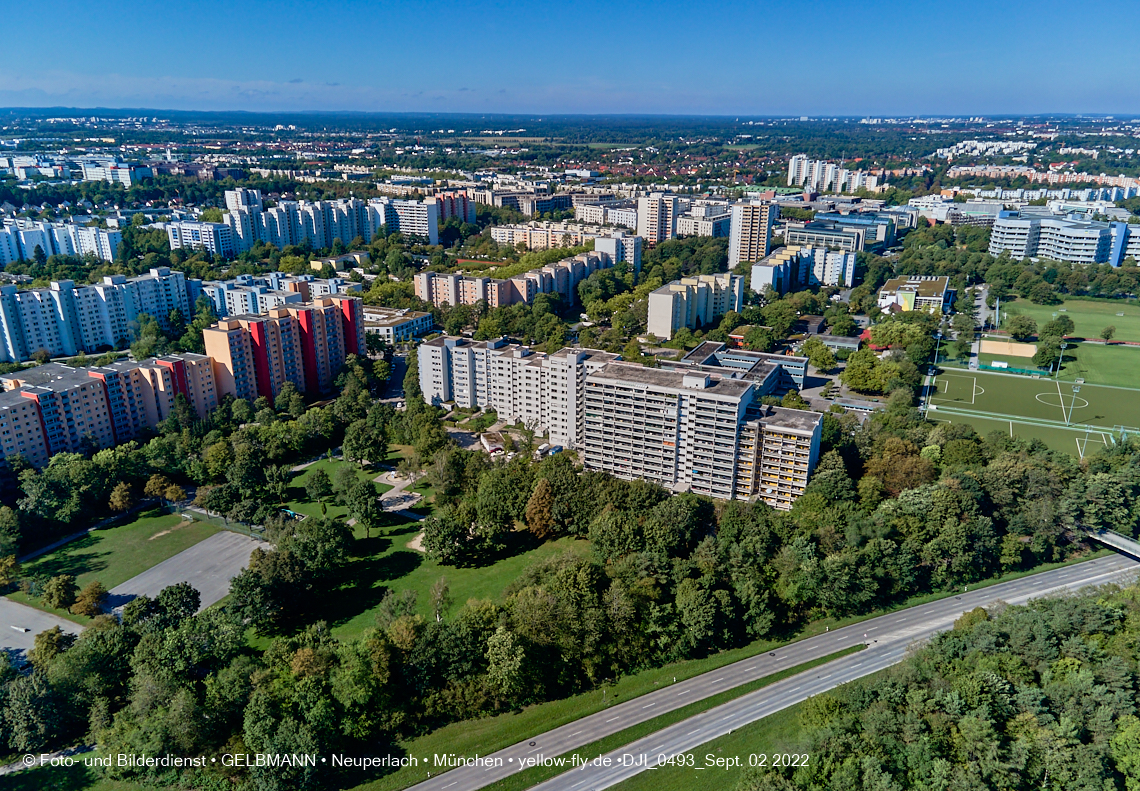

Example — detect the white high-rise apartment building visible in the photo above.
[418,336,619,448]
[218,190,440,254]
[225,188,264,214]
[728,201,779,267]
[787,155,878,194]
[167,221,236,259]
[592,232,642,271]
[418,336,820,507]
[646,273,745,340]
[637,193,686,246]
[812,249,857,288]
[0,268,190,362]
[0,219,122,264]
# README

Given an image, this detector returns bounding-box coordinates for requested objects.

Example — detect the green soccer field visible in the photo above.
[926,368,1139,456]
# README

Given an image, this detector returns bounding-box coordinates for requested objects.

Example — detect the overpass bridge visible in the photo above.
[1087,528,1140,561]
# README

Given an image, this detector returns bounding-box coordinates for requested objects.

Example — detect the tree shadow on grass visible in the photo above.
[322,541,424,627]
[25,537,110,580]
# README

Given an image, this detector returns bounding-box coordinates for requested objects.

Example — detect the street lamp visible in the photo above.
[1054,341,1068,379]
[1067,384,1080,426]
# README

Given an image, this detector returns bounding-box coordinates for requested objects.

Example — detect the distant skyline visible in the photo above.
[2,0,1138,116]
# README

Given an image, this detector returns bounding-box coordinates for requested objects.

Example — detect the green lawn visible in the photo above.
[328,532,591,641]
[287,457,393,522]
[9,511,220,623]
[0,762,148,791]
[1005,297,1140,342]
[1055,340,1140,389]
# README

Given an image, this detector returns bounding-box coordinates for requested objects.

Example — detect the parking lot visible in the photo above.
[106,530,264,612]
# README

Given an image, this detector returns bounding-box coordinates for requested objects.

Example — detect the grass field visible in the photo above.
[1005,298,1140,342]
[8,511,220,623]
[1055,340,1140,388]
[329,530,590,641]
[927,368,1140,455]
[286,457,393,522]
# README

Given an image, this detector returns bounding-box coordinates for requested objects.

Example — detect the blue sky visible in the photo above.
[2,0,1136,115]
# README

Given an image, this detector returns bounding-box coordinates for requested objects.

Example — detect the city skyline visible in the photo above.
[2,0,1138,115]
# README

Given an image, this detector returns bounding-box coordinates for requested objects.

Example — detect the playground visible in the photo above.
[926,368,1140,457]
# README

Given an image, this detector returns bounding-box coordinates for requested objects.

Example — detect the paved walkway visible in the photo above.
[106,531,264,612]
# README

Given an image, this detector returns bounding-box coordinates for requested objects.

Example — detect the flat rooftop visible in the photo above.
[752,403,823,433]
[589,361,754,398]
[879,275,950,298]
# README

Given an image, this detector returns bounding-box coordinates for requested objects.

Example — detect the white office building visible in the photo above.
[988,211,1137,266]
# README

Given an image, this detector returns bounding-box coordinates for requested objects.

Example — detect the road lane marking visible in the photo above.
[676,690,690,696]
[606,716,620,722]
[570,730,582,736]
[642,703,656,709]
[713,678,723,682]
[687,729,701,735]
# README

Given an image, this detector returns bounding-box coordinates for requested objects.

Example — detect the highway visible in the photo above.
[404,553,1138,791]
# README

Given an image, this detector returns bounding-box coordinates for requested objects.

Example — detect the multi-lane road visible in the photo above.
[406,553,1139,791]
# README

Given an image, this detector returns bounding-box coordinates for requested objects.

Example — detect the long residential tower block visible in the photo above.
[418,336,819,508]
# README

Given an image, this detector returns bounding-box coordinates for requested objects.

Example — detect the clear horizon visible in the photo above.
[2,0,1137,116]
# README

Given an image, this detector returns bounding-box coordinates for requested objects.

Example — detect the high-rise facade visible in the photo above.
[728,201,778,267]
[414,251,613,309]
[166,221,237,259]
[418,336,820,507]
[787,155,880,194]
[204,295,363,400]
[0,355,219,467]
[749,245,854,294]
[637,193,684,246]
[219,190,442,254]
[0,268,190,362]
[647,273,745,341]
[988,212,1138,266]
[0,218,123,264]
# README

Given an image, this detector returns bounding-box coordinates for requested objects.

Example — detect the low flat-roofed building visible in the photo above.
[363,307,434,344]
[814,334,862,353]
[877,275,955,313]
